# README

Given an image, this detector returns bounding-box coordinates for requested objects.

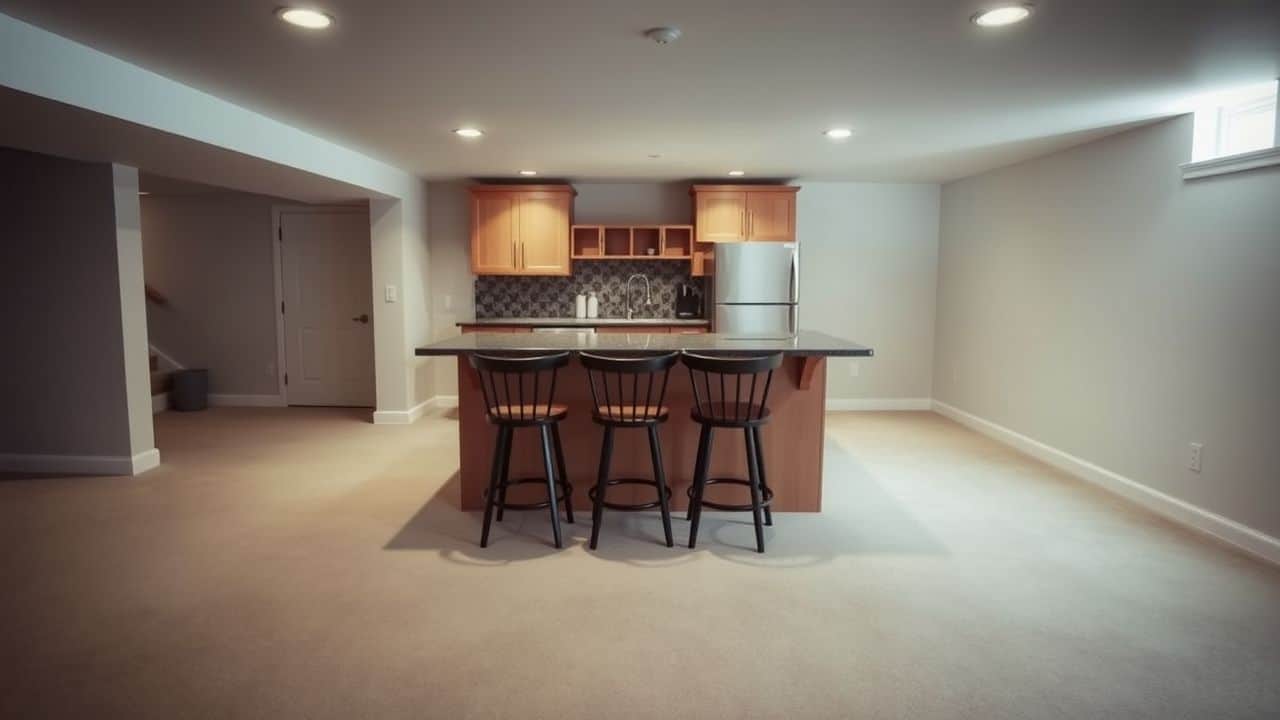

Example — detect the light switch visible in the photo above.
[384,285,398,303]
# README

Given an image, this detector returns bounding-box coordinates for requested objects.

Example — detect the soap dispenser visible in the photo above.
[575,290,587,319]
[586,291,599,319]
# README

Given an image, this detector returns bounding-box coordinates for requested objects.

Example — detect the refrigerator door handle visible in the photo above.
[789,304,798,335]
[788,252,799,303]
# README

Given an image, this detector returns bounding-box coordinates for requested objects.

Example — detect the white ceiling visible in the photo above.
[1,0,1277,183]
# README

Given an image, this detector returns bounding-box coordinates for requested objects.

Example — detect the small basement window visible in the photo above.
[1182,80,1280,180]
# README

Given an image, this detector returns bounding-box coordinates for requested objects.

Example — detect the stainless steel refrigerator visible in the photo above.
[713,242,799,336]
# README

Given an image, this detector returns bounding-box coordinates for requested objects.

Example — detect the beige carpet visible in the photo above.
[1,408,1277,719]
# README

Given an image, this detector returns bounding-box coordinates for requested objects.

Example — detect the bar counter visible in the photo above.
[416,330,873,512]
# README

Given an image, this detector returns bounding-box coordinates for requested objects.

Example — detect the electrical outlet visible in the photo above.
[1188,442,1203,473]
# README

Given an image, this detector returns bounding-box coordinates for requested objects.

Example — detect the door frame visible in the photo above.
[271,204,372,406]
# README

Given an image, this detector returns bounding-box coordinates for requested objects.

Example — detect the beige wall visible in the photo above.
[371,182,433,418]
[797,182,940,402]
[141,192,283,396]
[934,115,1280,539]
[0,147,154,469]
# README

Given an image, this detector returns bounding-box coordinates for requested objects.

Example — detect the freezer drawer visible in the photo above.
[714,304,797,337]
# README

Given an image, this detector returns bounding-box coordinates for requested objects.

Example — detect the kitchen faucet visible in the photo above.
[625,274,652,320]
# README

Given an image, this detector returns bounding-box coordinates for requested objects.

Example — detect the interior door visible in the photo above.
[696,191,747,242]
[517,192,571,274]
[471,191,518,274]
[281,210,376,407]
[746,191,795,242]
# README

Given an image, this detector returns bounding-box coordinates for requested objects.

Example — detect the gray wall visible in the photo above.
[934,115,1280,539]
[0,147,154,461]
[797,182,940,402]
[141,192,283,396]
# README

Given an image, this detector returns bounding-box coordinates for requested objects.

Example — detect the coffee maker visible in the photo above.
[675,283,703,319]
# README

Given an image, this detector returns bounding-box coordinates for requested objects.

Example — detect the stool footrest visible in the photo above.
[588,478,672,512]
[687,477,774,512]
[488,476,573,511]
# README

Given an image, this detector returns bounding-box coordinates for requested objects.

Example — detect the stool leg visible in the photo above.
[480,426,510,548]
[752,426,773,527]
[539,425,564,549]
[496,426,513,523]
[551,423,574,524]
[648,425,674,548]
[686,424,713,522]
[688,425,713,549]
[589,426,614,550]
[744,428,766,553]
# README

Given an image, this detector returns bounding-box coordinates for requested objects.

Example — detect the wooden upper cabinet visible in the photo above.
[517,191,571,274]
[695,190,748,243]
[745,190,796,242]
[692,185,799,244]
[471,191,519,274]
[470,185,575,275]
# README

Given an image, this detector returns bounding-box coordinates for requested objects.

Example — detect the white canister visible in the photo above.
[574,291,587,319]
[586,291,599,319]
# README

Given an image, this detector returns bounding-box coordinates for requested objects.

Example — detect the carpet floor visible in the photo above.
[1,407,1277,719]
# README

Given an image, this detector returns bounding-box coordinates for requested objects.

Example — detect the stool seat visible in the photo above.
[595,404,669,423]
[692,402,771,426]
[490,403,569,423]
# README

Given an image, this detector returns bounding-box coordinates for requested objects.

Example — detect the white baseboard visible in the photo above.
[208,394,287,407]
[372,395,459,425]
[932,400,1280,566]
[0,447,161,476]
[152,393,169,414]
[827,397,933,411]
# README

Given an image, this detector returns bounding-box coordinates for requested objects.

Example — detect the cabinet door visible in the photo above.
[746,191,795,242]
[695,191,747,243]
[471,192,519,274]
[517,192,571,275]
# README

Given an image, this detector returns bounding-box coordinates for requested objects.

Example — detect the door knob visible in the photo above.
[352,313,370,324]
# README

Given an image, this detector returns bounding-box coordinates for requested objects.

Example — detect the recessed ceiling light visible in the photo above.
[519,170,537,176]
[453,127,484,138]
[276,7,333,29]
[824,128,853,140]
[647,154,662,159]
[728,170,746,177]
[971,4,1032,27]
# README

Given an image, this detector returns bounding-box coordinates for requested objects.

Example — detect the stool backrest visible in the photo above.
[469,352,571,423]
[681,352,784,423]
[579,352,679,423]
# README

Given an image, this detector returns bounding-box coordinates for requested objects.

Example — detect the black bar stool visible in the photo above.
[683,352,784,553]
[580,352,679,550]
[469,352,575,549]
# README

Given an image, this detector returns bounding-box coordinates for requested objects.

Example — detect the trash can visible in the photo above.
[171,369,209,411]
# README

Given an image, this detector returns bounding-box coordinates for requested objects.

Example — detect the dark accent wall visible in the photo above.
[474,260,705,319]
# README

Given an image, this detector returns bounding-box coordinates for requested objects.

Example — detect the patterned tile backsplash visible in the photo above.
[474,260,705,319]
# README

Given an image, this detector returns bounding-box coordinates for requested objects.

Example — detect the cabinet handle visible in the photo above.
[512,239,517,267]
[522,243,526,268]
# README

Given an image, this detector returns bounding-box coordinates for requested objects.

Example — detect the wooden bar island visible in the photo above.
[416,330,873,512]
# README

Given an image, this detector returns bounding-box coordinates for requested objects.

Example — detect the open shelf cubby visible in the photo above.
[603,227,633,257]
[661,226,693,258]
[571,226,603,258]
[632,227,661,258]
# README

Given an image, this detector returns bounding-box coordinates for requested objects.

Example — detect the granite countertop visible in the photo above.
[417,329,872,357]
[457,317,711,327]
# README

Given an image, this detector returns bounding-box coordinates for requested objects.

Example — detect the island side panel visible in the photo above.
[456,356,827,512]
